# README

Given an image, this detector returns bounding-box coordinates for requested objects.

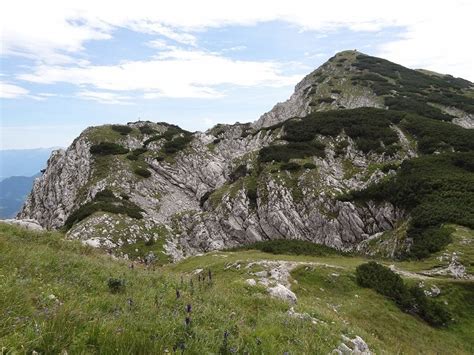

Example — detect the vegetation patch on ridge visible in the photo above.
[64,189,144,229]
[352,54,474,118]
[90,142,129,156]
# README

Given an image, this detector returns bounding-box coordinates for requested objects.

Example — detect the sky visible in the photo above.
[1,0,473,149]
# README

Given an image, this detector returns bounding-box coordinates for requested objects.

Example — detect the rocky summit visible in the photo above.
[18,50,474,263]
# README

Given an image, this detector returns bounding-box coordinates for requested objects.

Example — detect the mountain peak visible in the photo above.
[255,51,473,129]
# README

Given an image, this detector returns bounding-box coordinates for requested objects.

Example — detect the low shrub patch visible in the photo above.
[229,164,248,183]
[139,125,156,135]
[90,142,129,156]
[280,162,301,171]
[281,108,402,154]
[64,188,144,229]
[230,239,343,256]
[162,135,193,154]
[111,125,133,135]
[356,262,451,327]
[134,167,152,178]
[259,142,325,163]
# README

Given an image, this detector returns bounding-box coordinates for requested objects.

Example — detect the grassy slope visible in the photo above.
[1,223,473,354]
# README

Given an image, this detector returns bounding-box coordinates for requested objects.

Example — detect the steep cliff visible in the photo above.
[18,51,474,261]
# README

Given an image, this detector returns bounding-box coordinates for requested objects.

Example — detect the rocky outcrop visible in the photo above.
[17,137,92,229]
[1,218,43,231]
[254,50,382,129]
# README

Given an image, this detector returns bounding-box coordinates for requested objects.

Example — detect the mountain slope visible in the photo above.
[18,51,474,263]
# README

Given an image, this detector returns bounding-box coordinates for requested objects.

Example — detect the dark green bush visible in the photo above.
[127,148,148,161]
[143,135,162,146]
[408,286,452,327]
[281,108,402,153]
[317,97,335,104]
[280,162,301,171]
[230,239,342,256]
[303,162,317,169]
[229,164,248,183]
[134,167,151,178]
[380,162,399,173]
[335,140,349,156]
[120,193,130,200]
[143,125,192,147]
[352,54,474,116]
[259,142,325,163]
[64,189,144,229]
[155,156,165,162]
[356,262,450,327]
[385,96,452,121]
[139,125,156,135]
[107,278,126,293]
[132,148,147,156]
[95,189,115,199]
[90,142,129,155]
[356,262,411,304]
[162,135,193,154]
[111,125,133,135]
[400,114,474,154]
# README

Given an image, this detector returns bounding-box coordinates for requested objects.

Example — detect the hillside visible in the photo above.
[17,50,474,266]
[1,222,473,353]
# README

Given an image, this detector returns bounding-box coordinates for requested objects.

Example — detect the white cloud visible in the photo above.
[1,0,473,79]
[377,2,474,79]
[18,49,301,98]
[0,81,29,98]
[146,39,173,50]
[77,90,132,104]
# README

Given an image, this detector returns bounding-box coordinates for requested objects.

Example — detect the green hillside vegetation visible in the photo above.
[356,262,450,326]
[1,223,473,354]
[346,152,474,258]
[90,142,129,156]
[64,189,144,229]
[352,54,474,118]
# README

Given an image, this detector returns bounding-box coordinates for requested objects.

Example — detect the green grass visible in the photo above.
[1,223,473,353]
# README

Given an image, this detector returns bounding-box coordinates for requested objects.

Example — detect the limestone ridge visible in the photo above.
[255,50,383,128]
[256,50,473,129]
[18,51,474,261]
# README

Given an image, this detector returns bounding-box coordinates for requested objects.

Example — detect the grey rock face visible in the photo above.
[254,50,383,129]
[17,137,92,229]
[18,108,407,261]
